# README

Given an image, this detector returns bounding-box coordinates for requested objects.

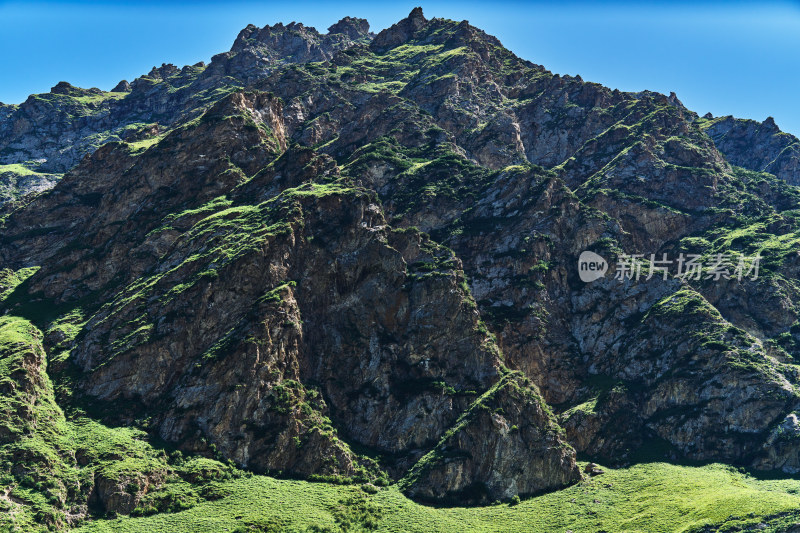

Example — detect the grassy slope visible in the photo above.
[0,164,40,176]
[75,462,800,533]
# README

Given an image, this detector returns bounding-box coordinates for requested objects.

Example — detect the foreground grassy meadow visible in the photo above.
[70,462,800,533]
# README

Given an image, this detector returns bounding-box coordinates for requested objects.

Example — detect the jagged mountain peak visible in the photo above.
[219,14,374,85]
[231,15,373,53]
[409,6,426,22]
[231,20,322,51]
[371,7,432,51]
[146,62,180,80]
[702,112,800,185]
[763,115,779,130]
[327,15,371,38]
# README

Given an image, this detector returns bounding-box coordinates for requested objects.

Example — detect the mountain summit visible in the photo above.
[2,7,800,531]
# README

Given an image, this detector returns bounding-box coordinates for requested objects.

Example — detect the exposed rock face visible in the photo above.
[328,16,371,39]
[90,466,167,516]
[703,115,800,186]
[404,372,581,503]
[561,282,798,464]
[111,80,131,93]
[0,16,372,194]
[2,5,800,524]
[1,84,580,505]
[371,7,428,51]
[0,166,58,204]
[225,18,372,84]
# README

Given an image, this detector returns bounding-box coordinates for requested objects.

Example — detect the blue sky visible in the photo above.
[1,0,798,136]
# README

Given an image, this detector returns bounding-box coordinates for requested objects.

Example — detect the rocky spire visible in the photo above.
[763,116,779,131]
[371,7,429,51]
[408,6,426,30]
[327,16,370,39]
[111,80,131,92]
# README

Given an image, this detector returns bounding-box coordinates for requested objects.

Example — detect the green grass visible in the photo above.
[69,92,128,105]
[71,462,800,532]
[27,91,126,119]
[0,267,39,303]
[127,134,168,153]
[0,314,238,531]
[356,80,408,94]
[0,315,79,531]
[0,163,40,176]
[647,288,722,321]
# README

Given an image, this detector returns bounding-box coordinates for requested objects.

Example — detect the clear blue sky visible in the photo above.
[1,0,798,136]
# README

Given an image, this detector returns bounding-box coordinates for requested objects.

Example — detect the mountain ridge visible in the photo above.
[2,7,800,531]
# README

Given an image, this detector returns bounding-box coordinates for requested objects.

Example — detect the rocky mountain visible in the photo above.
[0,16,372,205]
[2,7,800,531]
[701,114,800,186]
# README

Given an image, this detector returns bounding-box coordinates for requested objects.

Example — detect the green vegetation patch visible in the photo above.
[0,319,248,531]
[0,266,39,303]
[0,163,39,176]
[70,462,800,532]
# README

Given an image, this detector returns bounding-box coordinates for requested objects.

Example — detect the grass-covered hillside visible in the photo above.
[73,463,800,533]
